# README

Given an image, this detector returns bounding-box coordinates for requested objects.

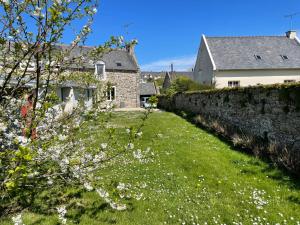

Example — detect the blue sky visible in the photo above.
[81,0,300,71]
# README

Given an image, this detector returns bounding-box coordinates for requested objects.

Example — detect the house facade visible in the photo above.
[193,31,300,88]
[140,82,158,107]
[0,45,140,111]
[59,45,140,109]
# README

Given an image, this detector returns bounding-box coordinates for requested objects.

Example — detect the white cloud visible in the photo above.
[141,55,196,72]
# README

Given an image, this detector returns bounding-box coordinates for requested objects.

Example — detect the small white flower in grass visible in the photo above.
[100,143,108,149]
[157,133,163,138]
[136,131,143,137]
[127,143,134,150]
[96,188,109,198]
[126,128,130,134]
[109,202,127,211]
[135,193,143,200]
[133,149,143,159]
[84,182,93,191]
[12,213,23,225]
[56,206,67,224]
[117,183,126,191]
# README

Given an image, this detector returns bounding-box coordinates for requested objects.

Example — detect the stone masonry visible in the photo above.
[106,71,140,108]
[158,84,300,175]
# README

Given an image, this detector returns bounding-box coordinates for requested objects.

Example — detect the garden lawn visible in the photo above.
[2,111,300,225]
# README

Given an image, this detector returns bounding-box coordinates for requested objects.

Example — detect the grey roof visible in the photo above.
[141,71,166,78]
[141,71,193,79]
[140,82,157,95]
[205,36,300,70]
[57,45,139,71]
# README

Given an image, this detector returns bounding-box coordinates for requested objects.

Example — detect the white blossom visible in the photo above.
[12,213,24,225]
[56,206,67,224]
[84,182,93,191]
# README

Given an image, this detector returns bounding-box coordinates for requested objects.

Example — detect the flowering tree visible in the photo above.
[0,0,156,223]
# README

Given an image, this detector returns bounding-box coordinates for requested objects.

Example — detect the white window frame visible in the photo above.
[106,86,116,101]
[228,81,240,87]
[95,61,106,80]
[20,61,35,71]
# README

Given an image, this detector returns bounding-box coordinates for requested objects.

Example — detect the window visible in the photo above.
[281,55,289,60]
[85,89,93,101]
[107,86,116,101]
[228,81,240,87]
[284,80,296,83]
[20,61,35,71]
[95,62,105,79]
[254,55,262,60]
[116,62,122,67]
[61,87,71,102]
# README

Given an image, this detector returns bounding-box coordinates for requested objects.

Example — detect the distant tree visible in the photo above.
[163,76,213,96]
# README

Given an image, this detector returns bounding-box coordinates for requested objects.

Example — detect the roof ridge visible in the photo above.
[206,35,286,38]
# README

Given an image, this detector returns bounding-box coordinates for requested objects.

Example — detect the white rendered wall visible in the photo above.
[215,70,300,88]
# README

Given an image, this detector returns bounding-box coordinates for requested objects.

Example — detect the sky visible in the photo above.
[69,0,300,72]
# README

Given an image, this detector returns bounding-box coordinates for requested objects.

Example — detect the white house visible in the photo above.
[193,31,300,88]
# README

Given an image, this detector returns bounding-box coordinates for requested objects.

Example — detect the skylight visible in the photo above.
[254,55,262,60]
[116,62,122,67]
[281,55,289,60]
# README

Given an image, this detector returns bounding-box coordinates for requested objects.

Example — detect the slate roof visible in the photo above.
[141,71,193,79]
[57,45,139,71]
[205,36,300,70]
[140,82,157,95]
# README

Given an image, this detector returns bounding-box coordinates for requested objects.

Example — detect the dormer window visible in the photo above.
[281,55,289,60]
[95,61,105,80]
[20,61,35,71]
[254,55,262,60]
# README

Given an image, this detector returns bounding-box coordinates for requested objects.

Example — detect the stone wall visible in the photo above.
[158,84,300,175]
[106,71,140,108]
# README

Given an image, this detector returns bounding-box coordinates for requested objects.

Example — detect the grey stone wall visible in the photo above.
[158,84,300,175]
[106,71,140,108]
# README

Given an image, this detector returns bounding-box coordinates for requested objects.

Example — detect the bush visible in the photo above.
[164,76,213,95]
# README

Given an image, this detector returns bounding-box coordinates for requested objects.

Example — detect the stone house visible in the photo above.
[58,45,140,109]
[0,44,140,110]
[193,31,300,88]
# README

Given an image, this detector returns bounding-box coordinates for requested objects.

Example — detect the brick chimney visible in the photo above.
[286,30,297,39]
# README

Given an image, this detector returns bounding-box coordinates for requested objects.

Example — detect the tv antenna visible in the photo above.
[285,12,300,30]
[123,23,134,36]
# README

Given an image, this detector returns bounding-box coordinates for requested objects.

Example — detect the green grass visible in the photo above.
[2,111,300,224]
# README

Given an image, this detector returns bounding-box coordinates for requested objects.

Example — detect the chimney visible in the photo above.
[286,30,297,39]
[171,63,174,73]
[126,44,135,55]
